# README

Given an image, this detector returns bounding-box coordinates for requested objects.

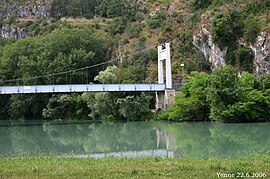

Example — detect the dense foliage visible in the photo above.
[50,0,138,19]
[159,66,270,122]
[0,0,270,122]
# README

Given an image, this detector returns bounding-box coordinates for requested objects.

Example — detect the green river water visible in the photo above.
[0,121,269,159]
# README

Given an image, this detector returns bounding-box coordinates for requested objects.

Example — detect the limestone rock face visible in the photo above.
[193,26,226,69]
[0,0,52,39]
[251,32,270,75]
[0,24,27,39]
[193,26,270,75]
[4,0,51,19]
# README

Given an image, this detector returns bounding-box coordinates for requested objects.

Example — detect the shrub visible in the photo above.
[108,17,127,35]
[243,15,261,44]
[127,22,143,38]
[236,46,254,72]
[147,16,160,29]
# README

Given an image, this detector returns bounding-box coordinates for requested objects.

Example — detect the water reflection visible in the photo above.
[0,121,269,159]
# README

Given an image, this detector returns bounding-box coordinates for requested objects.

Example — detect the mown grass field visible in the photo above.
[0,156,269,178]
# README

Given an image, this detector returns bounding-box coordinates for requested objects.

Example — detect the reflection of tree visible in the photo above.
[158,122,212,158]
[43,122,165,154]
[0,125,67,157]
[2,122,268,158]
[158,122,270,159]
[0,127,12,156]
[208,123,270,158]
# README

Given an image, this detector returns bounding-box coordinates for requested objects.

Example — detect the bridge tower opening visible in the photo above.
[156,43,176,111]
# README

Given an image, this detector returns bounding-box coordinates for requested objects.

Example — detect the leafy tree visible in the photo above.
[243,15,261,44]
[207,66,243,120]
[94,65,117,84]
[9,94,50,120]
[42,94,90,120]
[160,66,270,122]
[191,0,212,10]
[212,11,243,49]
[159,72,210,121]
[127,22,143,38]
[82,66,154,121]
[235,46,254,72]
[207,66,270,122]
[108,17,127,35]
[118,93,152,121]
[0,27,111,120]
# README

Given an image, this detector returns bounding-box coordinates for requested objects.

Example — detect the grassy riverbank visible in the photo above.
[0,156,269,178]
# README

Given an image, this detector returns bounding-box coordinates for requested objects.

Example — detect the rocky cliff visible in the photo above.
[193,27,270,76]
[193,26,226,69]
[0,0,51,39]
[2,0,51,19]
[1,24,27,39]
[251,32,270,75]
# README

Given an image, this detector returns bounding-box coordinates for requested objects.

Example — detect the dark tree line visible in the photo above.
[50,0,138,19]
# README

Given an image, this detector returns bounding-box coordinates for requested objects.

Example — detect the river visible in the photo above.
[0,121,269,159]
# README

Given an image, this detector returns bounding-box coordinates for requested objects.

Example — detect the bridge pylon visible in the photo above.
[156,43,176,111]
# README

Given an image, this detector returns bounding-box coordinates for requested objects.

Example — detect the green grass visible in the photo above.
[0,156,270,178]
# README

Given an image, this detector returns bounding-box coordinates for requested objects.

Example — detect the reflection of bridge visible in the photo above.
[75,149,174,159]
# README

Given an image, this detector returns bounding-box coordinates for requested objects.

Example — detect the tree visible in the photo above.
[42,94,90,120]
[191,0,212,10]
[94,66,117,84]
[0,27,111,120]
[235,46,254,72]
[159,66,270,122]
[118,93,152,121]
[159,71,210,121]
[243,15,261,44]
[207,66,270,122]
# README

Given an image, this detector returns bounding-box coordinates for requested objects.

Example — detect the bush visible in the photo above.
[127,22,143,38]
[243,15,261,44]
[236,46,254,72]
[108,17,127,35]
[191,0,212,10]
[158,72,210,121]
[159,66,270,122]
[212,11,243,49]
[147,16,160,29]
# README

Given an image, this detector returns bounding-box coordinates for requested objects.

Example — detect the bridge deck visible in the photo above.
[0,84,166,94]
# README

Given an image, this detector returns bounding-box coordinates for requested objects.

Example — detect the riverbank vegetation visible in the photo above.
[0,156,269,178]
[159,66,270,122]
[0,0,270,121]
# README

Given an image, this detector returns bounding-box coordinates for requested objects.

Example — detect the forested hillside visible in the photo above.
[0,0,269,121]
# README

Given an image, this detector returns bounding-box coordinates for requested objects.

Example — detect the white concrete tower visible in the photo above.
[158,43,172,89]
[156,43,175,111]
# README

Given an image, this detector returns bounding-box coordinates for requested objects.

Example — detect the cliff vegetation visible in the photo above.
[0,0,269,122]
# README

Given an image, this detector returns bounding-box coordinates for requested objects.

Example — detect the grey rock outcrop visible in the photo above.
[193,26,270,75]
[1,24,27,39]
[250,32,270,75]
[0,0,52,39]
[193,26,226,69]
[5,0,51,19]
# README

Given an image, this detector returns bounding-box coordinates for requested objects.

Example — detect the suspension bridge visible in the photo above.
[0,43,175,109]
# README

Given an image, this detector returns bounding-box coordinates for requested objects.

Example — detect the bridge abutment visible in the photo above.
[155,89,175,111]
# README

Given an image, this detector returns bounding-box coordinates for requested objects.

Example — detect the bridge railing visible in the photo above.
[0,84,166,94]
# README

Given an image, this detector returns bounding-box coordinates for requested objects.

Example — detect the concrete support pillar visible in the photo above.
[155,91,165,111]
[156,43,175,111]
[165,43,172,89]
[155,89,175,111]
[158,43,172,88]
[158,46,164,84]
[164,89,175,109]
